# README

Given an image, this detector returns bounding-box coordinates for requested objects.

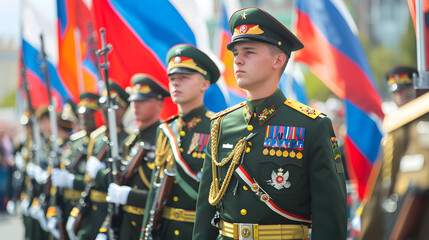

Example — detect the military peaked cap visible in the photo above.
[386,66,418,92]
[128,73,170,101]
[227,7,304,56]
[78,92,101,114]
[166,44,220,84]
[100,81,130,107]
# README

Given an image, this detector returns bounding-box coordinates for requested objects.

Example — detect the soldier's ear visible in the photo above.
[273,53,287,70]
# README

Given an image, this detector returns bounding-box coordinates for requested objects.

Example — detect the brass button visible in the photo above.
[288,99,292,103]
[247,125,253,131]
[245,147,251,153]
[174,180,178,184]
[180,148,184,152]
[243,186,248,191]
[173,196,179,202]
[240,209,247,215]
[247,142,252,146]
[180,131,186,137]
[174,230,180,236]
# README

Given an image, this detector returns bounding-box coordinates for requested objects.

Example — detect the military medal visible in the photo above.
[269,149,275,156]
[289,151,296,158]
[263,148,268,155]
[296,152,303,159]
[266,168,291,190]
[276,150,282,157]
[283,150,288,157]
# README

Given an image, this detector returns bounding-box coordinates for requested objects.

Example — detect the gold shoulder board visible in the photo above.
[205,110,215,118]
[70,130,87,142]
[90,125,107,140]
[210,102,246,120]
[284,98,322,119]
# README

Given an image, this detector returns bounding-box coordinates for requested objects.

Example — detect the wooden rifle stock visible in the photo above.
[120,146,148,186]
[73,142,109,234]
[152,169,176,231]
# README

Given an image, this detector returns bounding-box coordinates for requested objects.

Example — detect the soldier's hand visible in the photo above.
[106,183,131,205]
[20,199,30,216]
[6,200,16,215]
[26,162,36,179]
[48,216,61,239]
[86,156,106,179]
[52,168,75,188]
[95,233,108,240]
[35,166,49,185]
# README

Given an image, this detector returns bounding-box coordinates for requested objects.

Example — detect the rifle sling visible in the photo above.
[120,146,148,185]
[173,163,198,200]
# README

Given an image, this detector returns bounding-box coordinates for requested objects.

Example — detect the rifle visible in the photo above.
[144,168,176,240]
[119,144,149,186]
[39,34,68,240]
[73,141,109,234]
[95,28,121,240]
[21,52,43,216]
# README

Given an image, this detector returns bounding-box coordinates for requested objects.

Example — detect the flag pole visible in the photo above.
[415,0,429,96]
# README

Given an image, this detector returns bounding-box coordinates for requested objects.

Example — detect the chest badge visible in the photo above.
[267,168,291,190]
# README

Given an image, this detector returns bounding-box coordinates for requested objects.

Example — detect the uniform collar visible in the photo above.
[178,105,206,131]
[244,89,285,126]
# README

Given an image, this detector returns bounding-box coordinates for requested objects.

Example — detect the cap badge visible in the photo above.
[174,56,181,64]
[240,25,248,34]
[175,48,182,55]
[267,168,291,190]
[233,25,264,38]
[241,12,247,20]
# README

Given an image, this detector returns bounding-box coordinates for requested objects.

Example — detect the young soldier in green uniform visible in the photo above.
[48,92,102,240]
[193,8,347,240]
[140,44,220,240]
[361,67,429,239]
[71,82,129,240]
[26,106,51,240]
[95,74,169,240]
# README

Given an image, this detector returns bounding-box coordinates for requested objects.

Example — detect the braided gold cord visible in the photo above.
[154,130,173,168]
[208,117,246,206]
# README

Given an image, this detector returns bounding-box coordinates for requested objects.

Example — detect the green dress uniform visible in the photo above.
[97,121,159,239]
[193,89,347,240]
[47,130,89,224]
[141,105,213,240]
[361,92,429,239]
[76,124,128,240]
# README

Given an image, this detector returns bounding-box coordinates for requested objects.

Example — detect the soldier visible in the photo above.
[140,44,220,240]
[95,74,169,240]
[386,66,417,107]
[26,106,52,240]
[360,67,429,239]
[193,7,347,240]
[45,110,76,239]
[69,82,129,240]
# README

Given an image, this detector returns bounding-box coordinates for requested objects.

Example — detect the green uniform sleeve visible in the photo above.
[193,138,219,240]
[309,117,347,239]
[73,173,86,191]
[126,188,149,207]
[95,168,110,191]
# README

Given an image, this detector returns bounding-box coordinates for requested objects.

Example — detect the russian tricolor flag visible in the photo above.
[91,0,229,118]
[295,0,384,199]
[21,0,70,110]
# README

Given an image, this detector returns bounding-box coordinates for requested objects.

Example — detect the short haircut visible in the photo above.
[267,44,289,74]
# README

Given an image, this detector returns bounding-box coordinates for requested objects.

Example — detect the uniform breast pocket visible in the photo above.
[258,157,304,196]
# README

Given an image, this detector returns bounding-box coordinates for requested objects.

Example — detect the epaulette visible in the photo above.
[163,114,179,123]
[383,92,429,133]
[284,98,324,119]
[205,110,215,119]
[125,131,139,148]
[90,125,107,140]
[210,102,246,120]
[70,130,87,142]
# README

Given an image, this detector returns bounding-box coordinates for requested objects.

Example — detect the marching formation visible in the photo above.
[25,6,429,240]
